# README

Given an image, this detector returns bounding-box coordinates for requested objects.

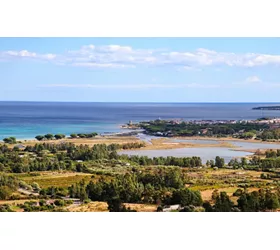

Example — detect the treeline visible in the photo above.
[121,142,145,149]
[34,132,99,141]
[0,142,146,173]
[70,133,98,138]
[259,128,280,141]
[203,188,280,212]
[120,155,202,167]
[141,120,268,137]
[35,134,66,141]
[227,150,280,171]
[2,132,100,143]
[23,142,145,155]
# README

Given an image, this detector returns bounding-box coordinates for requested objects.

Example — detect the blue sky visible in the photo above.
[1,38,280,102]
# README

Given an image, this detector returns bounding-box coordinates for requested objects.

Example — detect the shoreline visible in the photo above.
[172,135,280,144]
[3,131,280,147]
[2,130,280,154]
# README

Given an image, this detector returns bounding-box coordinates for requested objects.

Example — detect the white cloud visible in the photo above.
[72,62,135,69]
[5,50,37,57]
[97,45,133,53]
[245,76,262,83]
[160,49,280,68]
[1,50,56,61]
[2,44,280,70]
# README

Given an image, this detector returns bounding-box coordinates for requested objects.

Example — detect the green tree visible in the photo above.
[0,186,13,200]
[242,132,255,139]
[266,192,279,211]
[54,199,65,207]
[31,182,41,192]
[203,201,213,212]
[54,134,66,140]
[107,196,131,212]
[241,157,247,167]
[44,134,54,140]
[35,135,45,141]
[211,189,219,201]
[39,199,47,206]
[3,137,17,144]
[171,188,203,207]
[70,134,77,138]
[77,134,86,138]
[213,192,234,212]
[215,156,225,168]
[233,189,243,197]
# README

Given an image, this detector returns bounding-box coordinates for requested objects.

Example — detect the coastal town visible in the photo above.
[123,117,280,127]
[120,117,280,138]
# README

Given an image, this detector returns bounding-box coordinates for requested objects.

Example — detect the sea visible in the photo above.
[1,101,280,140]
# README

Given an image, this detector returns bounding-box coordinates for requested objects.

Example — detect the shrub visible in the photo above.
[3,137,17,144]
[233,189,244,197]
[54,199,65,207]
[0,186,13,200]
[70,134,77,138]
[0,204,14,212]
[31,182,41,192]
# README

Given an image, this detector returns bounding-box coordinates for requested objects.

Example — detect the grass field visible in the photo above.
[18,135,141,147]
[67,201,157,212]
[15,172,93,188]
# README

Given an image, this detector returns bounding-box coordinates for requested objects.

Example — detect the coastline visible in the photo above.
[172,135,280,144]
[4,131,280,151]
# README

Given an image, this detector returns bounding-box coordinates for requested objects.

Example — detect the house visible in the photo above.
[201,129,208,135]
[156,132,163,136]
[15,144,26,149]
[62,197,81,205]
[162,204,181,212]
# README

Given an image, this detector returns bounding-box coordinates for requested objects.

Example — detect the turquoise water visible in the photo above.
[1,122,123,139]
[1,101,280,140]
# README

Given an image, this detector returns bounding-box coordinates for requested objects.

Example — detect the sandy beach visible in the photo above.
[4,133,280,153]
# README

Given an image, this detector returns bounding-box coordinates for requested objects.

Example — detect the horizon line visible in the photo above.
[0,100,280,104]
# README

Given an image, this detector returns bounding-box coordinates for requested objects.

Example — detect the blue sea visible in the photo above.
[1,102,280,140]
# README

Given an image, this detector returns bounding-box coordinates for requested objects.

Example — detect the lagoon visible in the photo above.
[119,147,253,164]
[119,136,280,163]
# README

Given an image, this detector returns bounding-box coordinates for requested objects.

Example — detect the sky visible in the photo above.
[1,37,280,102]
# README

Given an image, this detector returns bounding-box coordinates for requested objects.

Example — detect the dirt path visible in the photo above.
[18,188,39,196]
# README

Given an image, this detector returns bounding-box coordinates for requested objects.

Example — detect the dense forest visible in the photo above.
[139,120,280,140]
